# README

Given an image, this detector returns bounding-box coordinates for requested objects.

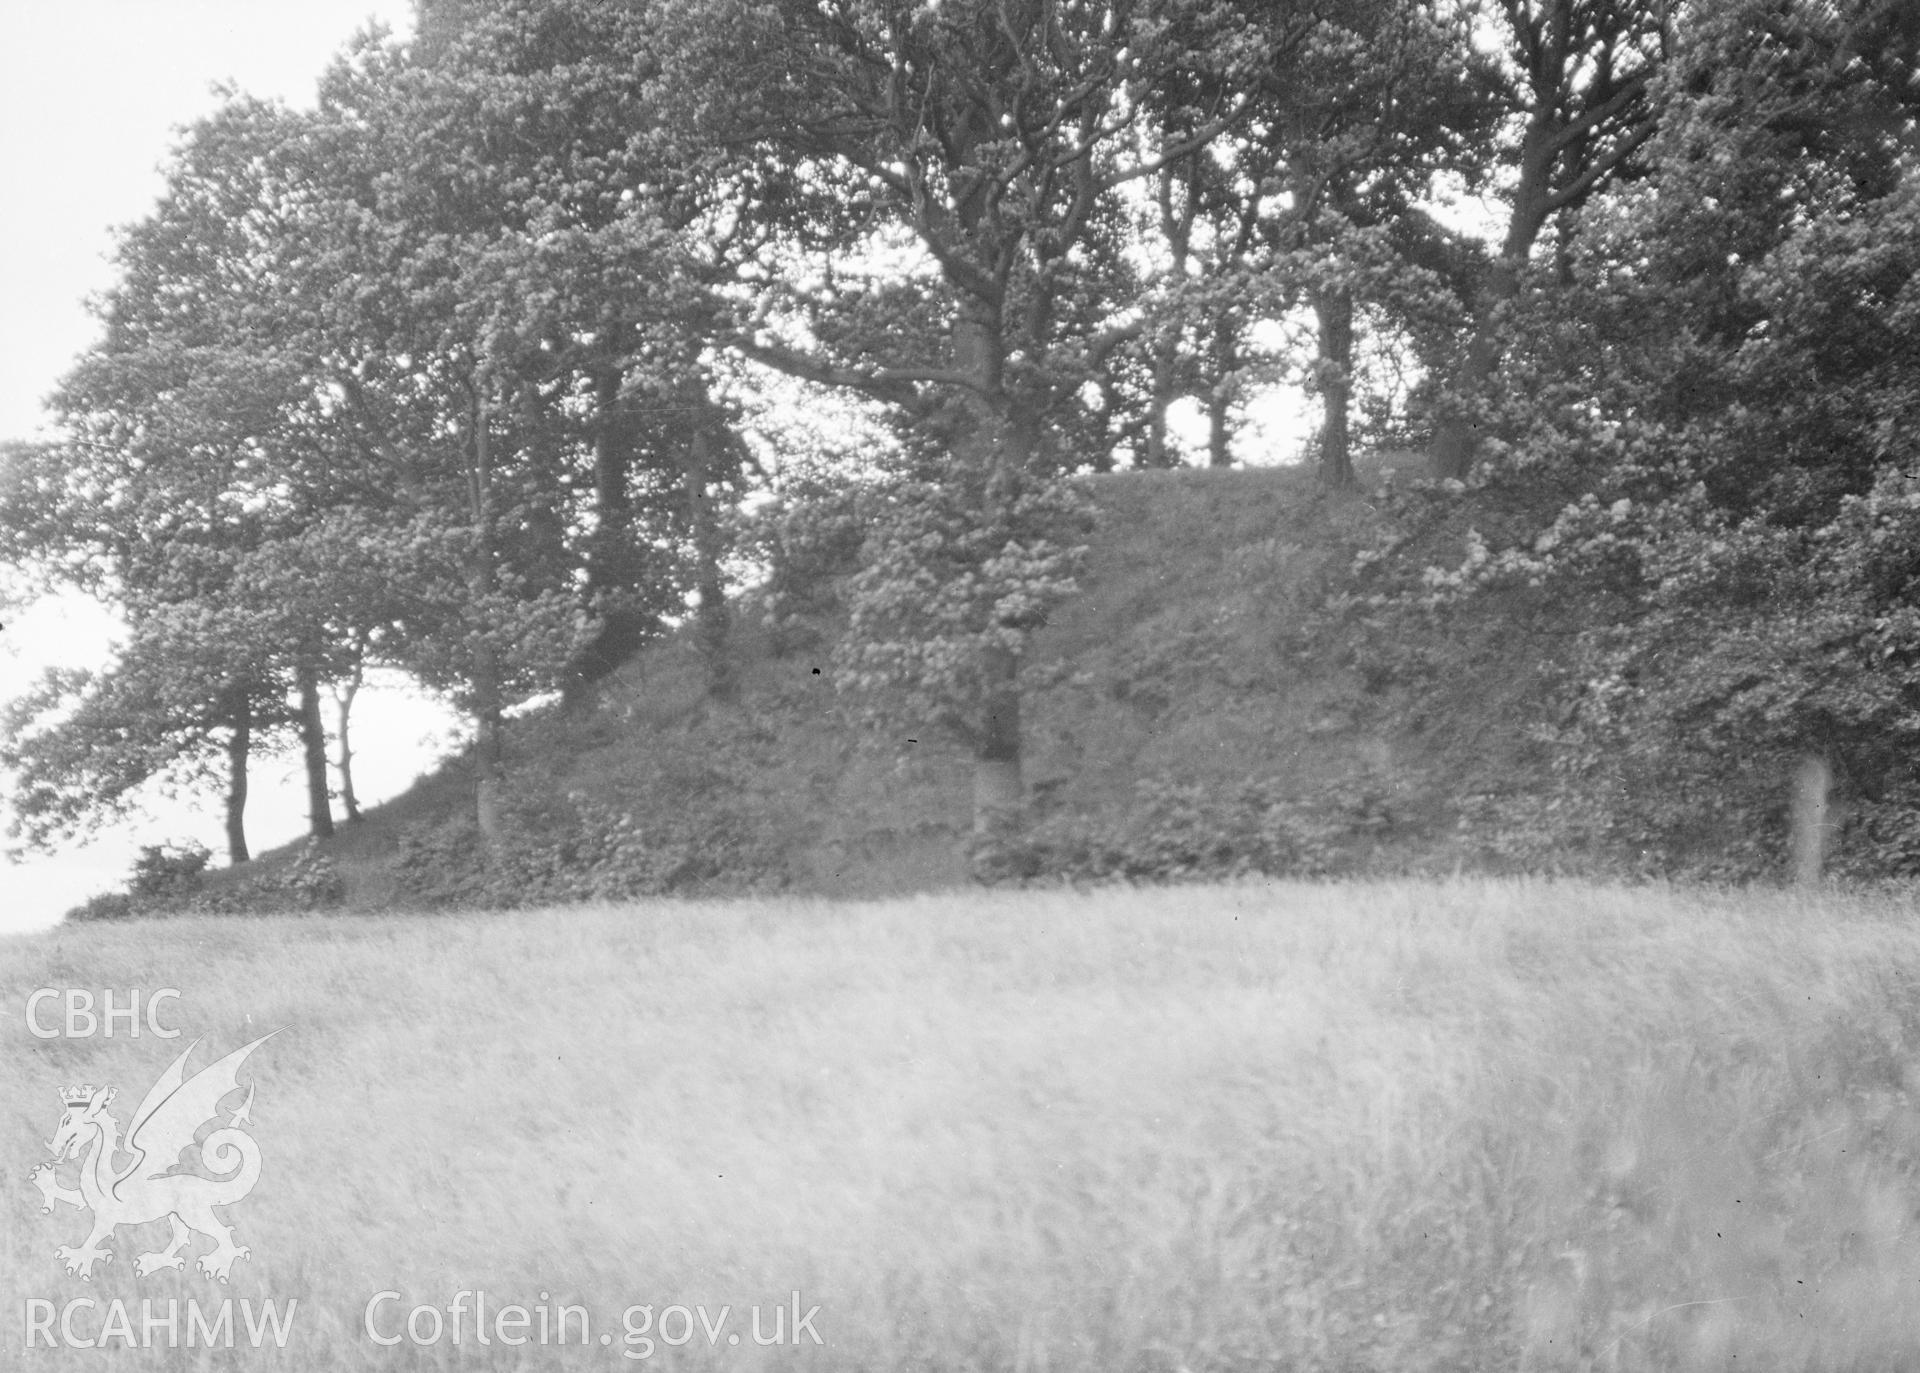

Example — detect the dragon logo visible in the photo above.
[28,1033,277,1283]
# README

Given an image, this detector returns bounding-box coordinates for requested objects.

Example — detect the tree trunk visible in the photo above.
[1429,120,1556,480]
[1144,161,1193,470]
[296,660,335,841]
[1428,259,1519,481]
[565,339,650,702]
[1313,285,1355,488]
[687,420,734,701]
[469,389,507,851]
[473,708,505,850]
[953,302,1030,835]
[333,667,362,824]
[973,641,1023,835]
[224,703,250,865]
[1207,317,1237,468]
[1144,341,1178,468]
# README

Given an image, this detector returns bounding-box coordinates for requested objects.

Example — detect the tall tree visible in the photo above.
[1119,0,1492,484]
[0,89,473,854]
[305,10,760,837]
[659,0,1277,832]
[0,591,286,863]
[1427,0,1672,479]
[1284,1,1495,486]
[1400,0,1920,873]
[5,309,317,857]
[329,2,770,724]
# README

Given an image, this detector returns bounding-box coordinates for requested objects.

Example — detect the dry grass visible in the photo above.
[7,880,1920,1370]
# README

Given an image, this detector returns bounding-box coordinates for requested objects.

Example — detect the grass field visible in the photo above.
[7,880,1920,1370]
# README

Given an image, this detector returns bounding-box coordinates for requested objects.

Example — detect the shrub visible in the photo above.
[171,840,349,916]
[845,469,1091,749]
[129,840,212,899]
[65,890,137,922]
[742,472,869,652]
[976,773,1403,886]
[62,837,347,920]
[392,787,790,911]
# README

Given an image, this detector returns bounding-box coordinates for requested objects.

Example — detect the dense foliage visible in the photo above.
[1341,0,1920,878]
[4,0,1918,894]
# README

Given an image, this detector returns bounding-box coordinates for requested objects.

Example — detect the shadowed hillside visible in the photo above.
[89,462,1573,917]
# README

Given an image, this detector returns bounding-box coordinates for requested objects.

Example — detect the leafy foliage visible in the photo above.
[67,837,347,920]
[11,0,1920,896]
[392,786,789,910]
[976,773,1403,885]
[128,841,214,899]
[1334,0,1920,879]
[845,468,1093,751]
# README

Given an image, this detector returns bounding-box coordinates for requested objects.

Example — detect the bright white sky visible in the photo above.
[0,1,440,936]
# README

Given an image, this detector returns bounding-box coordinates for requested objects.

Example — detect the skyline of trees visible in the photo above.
[3,0,1916,877]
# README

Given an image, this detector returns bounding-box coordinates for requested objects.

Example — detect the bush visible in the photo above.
[129,840,212,899]
[65,890,137,922]
[392,787,790,911]
[975,773,1403,886]
[844,469,1091,747]
[742,472,869,652]
[188,840,348,915]
[63,837,347,920]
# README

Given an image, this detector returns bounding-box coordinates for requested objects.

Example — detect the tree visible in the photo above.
[0,594,285,863]
[1394,0,1920,874]
[658,0,1279,832]
[1117,0,1492,484]
[308,4,772,845]
[5,336,313,859]
[0,94,411,855]
[1427,0,1672,479]
[288,24,642,840]
[388,0,768,704]
[6,4,768,855]
[1285,1,1495,486]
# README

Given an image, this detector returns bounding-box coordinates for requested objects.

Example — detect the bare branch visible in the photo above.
[1541,67,1652,158]
[1543,111,1657,211]
[1098,92,1257,194]
[728,334,970,413]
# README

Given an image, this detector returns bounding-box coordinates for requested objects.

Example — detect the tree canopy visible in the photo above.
[3,0,1916,880]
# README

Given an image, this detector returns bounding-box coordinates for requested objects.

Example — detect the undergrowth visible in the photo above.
[976,773,1403,884]
[391,788,790,910]
[67,839,348,920]
[61,461,1892,921]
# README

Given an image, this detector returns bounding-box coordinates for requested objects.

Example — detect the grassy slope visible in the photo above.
[1018,465,1541,844]
[225,461,1557,910]
[10,881,1920,1370]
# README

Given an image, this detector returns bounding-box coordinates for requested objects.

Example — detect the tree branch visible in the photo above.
[1541,68,1652,158]
[728,334,969,413]
[1543,111,1657,212]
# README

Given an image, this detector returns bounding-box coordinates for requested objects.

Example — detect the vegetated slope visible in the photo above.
[171,461,1568,914]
